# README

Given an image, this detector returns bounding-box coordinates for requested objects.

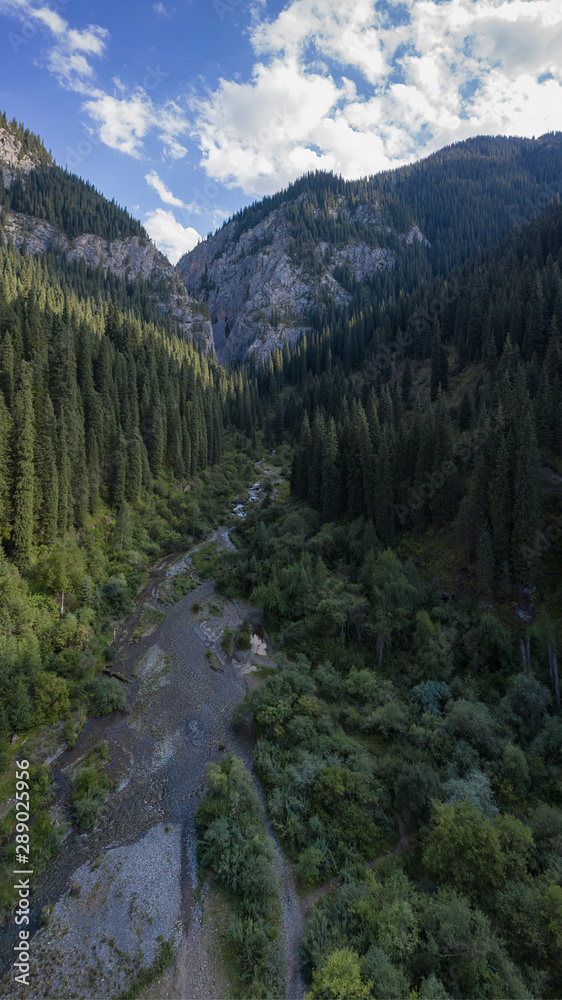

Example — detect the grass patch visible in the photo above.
[191,541,223,579]
[205,649,223,672]
[197,756,283,996]
[72,743,111,829]
[132,605,165,641]
[133,647,171,712]
[159,570,197,606]
[118,938,175,1000]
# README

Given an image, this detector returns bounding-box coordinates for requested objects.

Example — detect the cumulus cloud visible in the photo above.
[144,208,201,263]
[192,0,562,194]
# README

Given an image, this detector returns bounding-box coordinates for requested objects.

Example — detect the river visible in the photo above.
[0,517,304,999]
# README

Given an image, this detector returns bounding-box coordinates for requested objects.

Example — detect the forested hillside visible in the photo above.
[0,239,261,736]
[0,113,560,1000]
[218,201,562,998]
[179,131,562,362]
[0,111,143,240]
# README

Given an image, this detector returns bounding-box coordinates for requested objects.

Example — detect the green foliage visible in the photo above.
[423,800,506,903]
[297,846,324,886]
[410,680,452,716]
[34,672,70,725]
[73,755,110,829]
[306,947,373,1000]
[118,938,175,1000]
[90,676,128,716]
[237,618,252,651]
[197,755,283,994]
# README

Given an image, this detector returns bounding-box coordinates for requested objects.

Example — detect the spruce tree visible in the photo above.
[11,362,35,570]
[511,407,541,583]
[321,417,340,522]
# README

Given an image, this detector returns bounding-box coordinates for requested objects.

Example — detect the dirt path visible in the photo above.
[302,811,408,913]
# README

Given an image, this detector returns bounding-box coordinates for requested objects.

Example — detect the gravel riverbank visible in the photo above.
[1,505,304,1000]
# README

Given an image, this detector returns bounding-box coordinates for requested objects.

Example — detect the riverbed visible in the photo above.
[0,512,303,999]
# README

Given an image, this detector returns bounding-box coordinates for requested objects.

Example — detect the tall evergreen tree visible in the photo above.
[11,362,34,570]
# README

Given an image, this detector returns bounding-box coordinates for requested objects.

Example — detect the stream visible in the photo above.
[0,481,304,1000]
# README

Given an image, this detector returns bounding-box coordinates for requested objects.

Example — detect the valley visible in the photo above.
[0,111,561,1000]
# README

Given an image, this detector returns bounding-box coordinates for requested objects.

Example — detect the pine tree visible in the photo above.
[457,385,473,432]
[430,320,449,400]
[0,391,11,539]
[321,417,340,522]
[11,362,35,570]
[36,394,59,546]
[401,357,413,405]
[490,429,511,588]
[477,523,494,593]
[511,407,541,583]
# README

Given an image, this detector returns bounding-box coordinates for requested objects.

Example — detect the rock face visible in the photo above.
[0,124,51,187]
[176,193,429,363]
[0,120,214,354]
[1,209,214,352]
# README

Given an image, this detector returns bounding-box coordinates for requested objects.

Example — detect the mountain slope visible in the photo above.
[177,133,562,362]
[0,114,214,353]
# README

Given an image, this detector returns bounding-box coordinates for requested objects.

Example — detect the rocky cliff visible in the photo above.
[176,191,427,363]
[0,117,214,354]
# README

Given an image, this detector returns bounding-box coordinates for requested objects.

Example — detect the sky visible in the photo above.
[0,0,561,263]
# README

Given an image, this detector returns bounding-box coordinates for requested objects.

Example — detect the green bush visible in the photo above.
[298,846,323,886]
[221,626,234,656]
[74,788,107,829]
[237,618,252,651]
[73,761,110,829]
[197,756,283,993]
[100,574,133,614]
[90,676,128,716]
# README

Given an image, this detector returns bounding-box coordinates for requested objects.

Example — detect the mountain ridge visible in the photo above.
[0,113,214,353]
[178,133,562,363]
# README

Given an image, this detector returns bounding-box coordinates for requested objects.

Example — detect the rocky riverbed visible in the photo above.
[0,505,303,1000]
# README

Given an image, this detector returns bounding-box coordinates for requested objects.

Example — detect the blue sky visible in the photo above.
[1,0,561,262]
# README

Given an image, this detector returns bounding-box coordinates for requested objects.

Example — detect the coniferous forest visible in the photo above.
[0,116,561,1000]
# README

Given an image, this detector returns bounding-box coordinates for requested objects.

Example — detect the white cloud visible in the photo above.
[192,0,562,194]
[0,1,189,161]
[0,0,110,89]
[83,91,156,156]
[144,208,201,263]
[153,2,171,15]
[145,170,188,208]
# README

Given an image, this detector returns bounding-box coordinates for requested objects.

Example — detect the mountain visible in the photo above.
[177,188,426,362]
[0,113,214,353]
[177,133,562,362]
[0,110,561,1000]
